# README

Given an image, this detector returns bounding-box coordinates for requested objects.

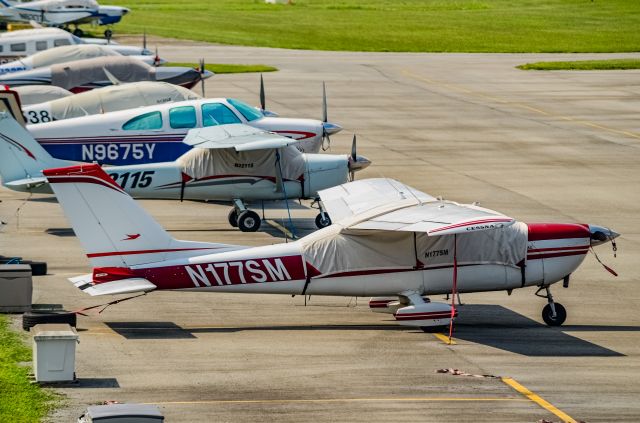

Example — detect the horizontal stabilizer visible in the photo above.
[184,124,302,151]
[69,274,156,296]
[5,176,47,188]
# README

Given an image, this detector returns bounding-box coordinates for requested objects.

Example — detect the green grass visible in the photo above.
[0,315,58,422]
[518,58,640,70]
[166,62,278,74]
[106,0,640,52]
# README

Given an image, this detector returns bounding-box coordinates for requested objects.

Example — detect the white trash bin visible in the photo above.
[32,323,78,382]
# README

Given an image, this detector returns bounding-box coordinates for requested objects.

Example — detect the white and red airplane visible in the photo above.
[42,164,619,329]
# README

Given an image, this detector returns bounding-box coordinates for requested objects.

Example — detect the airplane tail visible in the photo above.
[0,111,72,190]
[44,164,237,269]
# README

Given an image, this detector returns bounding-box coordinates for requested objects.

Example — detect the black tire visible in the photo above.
[238,210,261,232]
[73,28,84,37]
[227,209,239,227]
[104,29,113,39]
[315,213,332,229]
[22,310,77,331]
[542,303,566,326]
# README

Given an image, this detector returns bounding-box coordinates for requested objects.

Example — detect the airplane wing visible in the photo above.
[318,178,437,223]
[183,124,303,151]
[46,11,95,26]
[69,274,156,296]
[319,178,514,236]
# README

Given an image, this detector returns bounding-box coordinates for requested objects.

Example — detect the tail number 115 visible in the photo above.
[108,171,155,189]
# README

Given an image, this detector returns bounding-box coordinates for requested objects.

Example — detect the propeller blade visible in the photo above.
[322,81,327,123]
[199,58,205,97]
[143,29,147,50]
[154,46,160,67]
[351,134,357,161]
[322,132,330,151]
[259,74,266,111]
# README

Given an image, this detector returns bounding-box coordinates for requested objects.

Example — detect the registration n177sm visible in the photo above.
[82,143,156,161]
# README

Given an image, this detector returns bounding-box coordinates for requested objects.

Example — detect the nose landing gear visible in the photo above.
[229,199,261,232]
[536,286,567,326]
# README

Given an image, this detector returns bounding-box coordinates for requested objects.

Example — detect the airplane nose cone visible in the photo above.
[201,70,214,80]
[348,154,372,172]
[261,109,279,117]
[589,224,620,246]
[322,122,342,136]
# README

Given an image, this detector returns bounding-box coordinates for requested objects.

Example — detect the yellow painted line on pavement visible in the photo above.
[266,219,296,239]
[433,333,456,345]
[402,69,640,141]
[502,377,577,423]
[145,397,528,406]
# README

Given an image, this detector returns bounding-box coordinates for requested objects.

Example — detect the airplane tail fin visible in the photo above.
[0,89,26,126]
[44,164,236,268]
[0,111,72,190]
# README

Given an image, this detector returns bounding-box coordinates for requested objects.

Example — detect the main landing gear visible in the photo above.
[311,198,331,229]
[536,286,567,326]
[228,199,261,232]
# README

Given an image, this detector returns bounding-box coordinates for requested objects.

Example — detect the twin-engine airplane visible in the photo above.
[42,163,618,329]
[0,113,370,230]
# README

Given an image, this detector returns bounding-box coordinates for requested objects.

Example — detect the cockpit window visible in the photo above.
[227,98,263,122]
[54,38,71,47]
[169,106,196,129]
[122,111,162,130]
[201,103,241,126]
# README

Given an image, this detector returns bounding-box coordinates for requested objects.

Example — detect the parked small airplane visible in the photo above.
[0,27,153,59]
[0,0,129,38]
[40,162,619,329]
[0,44,164,75]
[13,84,72,104]
[26,95,342,165]
[0,56,211,92]
[0,113,370,230]
[20,81,199,123]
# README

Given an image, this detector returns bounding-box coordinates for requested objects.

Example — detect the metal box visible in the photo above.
[78,404,164,423]
[0,264,32,312]
[32,323,78,382]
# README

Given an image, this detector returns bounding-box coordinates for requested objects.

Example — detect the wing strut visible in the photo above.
[448,234,458,343]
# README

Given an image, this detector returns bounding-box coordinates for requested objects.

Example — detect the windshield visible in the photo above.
[227,98,263,122]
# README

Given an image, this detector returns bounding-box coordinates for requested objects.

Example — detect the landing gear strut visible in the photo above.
[536,286,567,326]
[230,199,261,232]
[312,198,331,229]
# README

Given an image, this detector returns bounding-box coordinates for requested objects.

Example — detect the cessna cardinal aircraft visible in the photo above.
[0,113,370,230]
[20,81,199,124]
[0,0,129,37]
[0,56,211,93]
[26,96,342,164]
[0,44,163,75]
[41,164,619,329]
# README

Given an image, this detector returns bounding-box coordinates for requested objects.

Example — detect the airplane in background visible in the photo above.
[41,163,619,330]
[0,27,153,59]
[0,44,164,75]
[0,55,211,92]
[0,113,370,230]
[0,0,129,38]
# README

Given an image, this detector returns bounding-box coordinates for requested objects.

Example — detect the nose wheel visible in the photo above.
[536,286,567,326]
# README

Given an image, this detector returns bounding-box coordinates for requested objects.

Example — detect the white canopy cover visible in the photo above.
[29,44,120,69]
[301,178,528,276]
[177,144,306,182]
[13,85,72,105]
[51,56,153,89]
[44,81,200,120]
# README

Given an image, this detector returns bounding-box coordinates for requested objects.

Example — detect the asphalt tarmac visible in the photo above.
[1,38,638,422]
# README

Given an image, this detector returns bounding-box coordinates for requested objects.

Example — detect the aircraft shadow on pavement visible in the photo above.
[46,378,120,389]
[45,228,76,237]
[105,321,196,340]
[453,304,626,357]
[104,321,408,339]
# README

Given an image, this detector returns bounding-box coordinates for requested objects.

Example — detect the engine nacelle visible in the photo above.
[394,302,454,328]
